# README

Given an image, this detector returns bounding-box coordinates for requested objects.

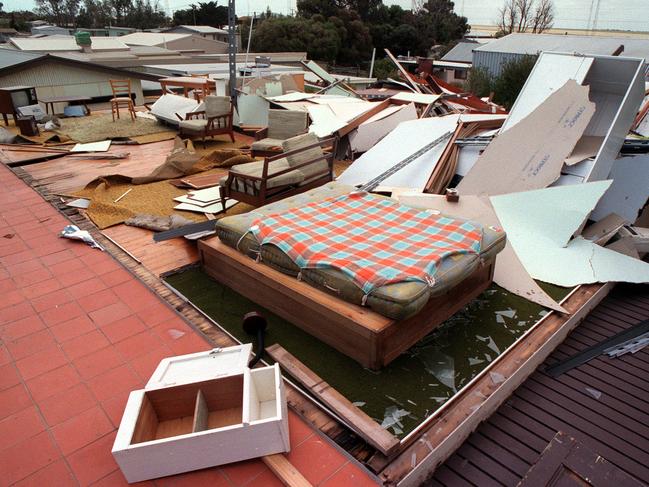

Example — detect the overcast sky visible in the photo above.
[3,0,648,32]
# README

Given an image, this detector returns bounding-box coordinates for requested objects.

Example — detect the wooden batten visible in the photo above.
[199,238,495,370]
[267,344,400,457]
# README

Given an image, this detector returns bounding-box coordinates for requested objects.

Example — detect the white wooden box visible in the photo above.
[112,345,290,483]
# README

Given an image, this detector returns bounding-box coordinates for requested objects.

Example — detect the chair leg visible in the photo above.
[229,130,235,143]
[129,101,135,122]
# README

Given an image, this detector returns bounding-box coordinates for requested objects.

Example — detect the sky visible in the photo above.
[3,0,649,32]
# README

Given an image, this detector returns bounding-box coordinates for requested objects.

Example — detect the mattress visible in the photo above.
[216,182,506,320]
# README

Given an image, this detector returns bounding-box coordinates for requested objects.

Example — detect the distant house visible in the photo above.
[473,33,649,77]
[0,28,18,43]
[9,36,130,53]
[0,49,160,108]
[75,27,136,37]
[163,25,228,43]
[119,32,228,55]
[433,41,479,85]
[30,25,70,36]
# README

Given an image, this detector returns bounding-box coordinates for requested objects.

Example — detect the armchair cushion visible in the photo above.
[179,119,208,132]
[250,138,285,152]
[205,95,231,117]
[219,158,305,194]
[267,109,308,140]
[282,132,329,180]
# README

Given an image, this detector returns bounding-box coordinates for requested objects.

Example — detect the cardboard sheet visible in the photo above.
[395,192,567,312]
[565,135,604,166]
[338,115,459,191]
[490,181,649,287]
[457,81,595,196]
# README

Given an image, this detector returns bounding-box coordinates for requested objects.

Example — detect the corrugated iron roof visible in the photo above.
[0,49,44,69]
[474,33,649,61]
[441,41,479,63]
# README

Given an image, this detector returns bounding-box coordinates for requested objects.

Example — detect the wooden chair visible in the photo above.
[177,95,234,147]
[109,79,136,122]
[250,109,309,158]
[219,133,337,209]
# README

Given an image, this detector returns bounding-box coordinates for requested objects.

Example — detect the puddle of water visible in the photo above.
[165,268,570,438]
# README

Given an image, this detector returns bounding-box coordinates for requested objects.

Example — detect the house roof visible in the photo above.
[119,32,191,46]
[474,33,649,61]
[0,49,43,69]
[0,50,161,81]
[10,36,129,52]
[441,41,478,64]
[175,25,227,35]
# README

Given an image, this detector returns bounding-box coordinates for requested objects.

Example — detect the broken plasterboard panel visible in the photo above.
[490,181,649,287]
[266,92,314,103]
[307,104,346,138]
[235,93,269,127]
[174,199,237,214]
[582,213,628,245]
[338,115,460,191]
[395,192,566,312]
[591,154,649,222]
[150,94,201,125]
[70,140,111,153]
[390,92,441,105]
[349,103,418,154]
[501,54,594,132]
[457,80,595,196]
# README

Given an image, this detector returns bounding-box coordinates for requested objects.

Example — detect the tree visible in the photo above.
[413,0,468,55]
[531,0,554,33]
[467,66,493,98]
[173,1,227,27]
[497,0,554,35]
[492,54,537,108]
[125,0,166,29]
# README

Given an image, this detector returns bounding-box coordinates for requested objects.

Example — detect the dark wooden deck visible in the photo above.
[429,284,649,486]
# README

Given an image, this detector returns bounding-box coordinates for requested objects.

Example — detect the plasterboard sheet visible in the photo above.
[326,101,375,122]
[490,181,649,287]
[457,81,595,196]
[591,155,649,222]
[301,60,335,83]
[235,94,269,127]
[459,114,508,124]
[501,53,594,133]
[70,140,111,153]
[395,192,566,312]
[338,115,460,191]
[188,187,221,203]
[391,92,441,104]
[173,195,217,207]
[307,105,346,138]
[456,146,483,177]
[150,94,201,125]
[349,103,418,154]
[266,92,314,103]
[565,135,604,166]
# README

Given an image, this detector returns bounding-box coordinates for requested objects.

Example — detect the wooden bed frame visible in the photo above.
[199,238,496,370]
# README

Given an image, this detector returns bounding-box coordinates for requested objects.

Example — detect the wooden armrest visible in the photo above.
[254,127,269,141]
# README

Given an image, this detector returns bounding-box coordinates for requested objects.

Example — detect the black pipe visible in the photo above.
[242,311,267,368]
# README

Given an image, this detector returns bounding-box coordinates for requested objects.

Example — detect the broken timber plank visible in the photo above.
[266,344,400,457]
[384,48,422,94]
[262,454,313,487]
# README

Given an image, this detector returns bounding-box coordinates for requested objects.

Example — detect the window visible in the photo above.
[454,69,468,80]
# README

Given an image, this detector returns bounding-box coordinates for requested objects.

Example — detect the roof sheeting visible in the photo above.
[0,49,43,69]
[441,41,478,63]
[176,25,227,34]
[474,33,649,60]
[10,36,129,52]
[119,32,191,46]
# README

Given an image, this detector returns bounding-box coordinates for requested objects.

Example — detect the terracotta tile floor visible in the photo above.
[0,163,378,487]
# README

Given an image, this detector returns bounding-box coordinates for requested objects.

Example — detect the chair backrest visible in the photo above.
[110,79,132,98]
[268,109,308,140]
[204,95,231,117]
[281,132,329,180]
